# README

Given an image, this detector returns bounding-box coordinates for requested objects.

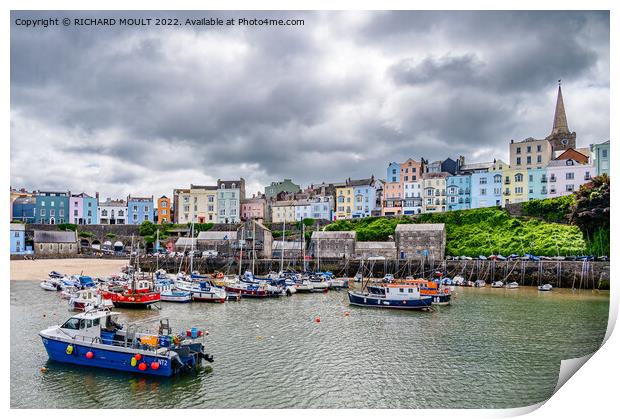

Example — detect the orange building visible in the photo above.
[157,195,171,224]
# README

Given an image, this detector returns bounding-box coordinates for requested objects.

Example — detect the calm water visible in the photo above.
[11,281,609,409]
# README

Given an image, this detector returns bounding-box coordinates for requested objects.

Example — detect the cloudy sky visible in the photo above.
[10,10,610,200]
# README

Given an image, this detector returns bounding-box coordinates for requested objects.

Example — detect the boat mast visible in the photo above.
[156,229,160,272]
[238,225,245,279]
[280,219,285,273]
[190,221,195,274]
[301,219,305,272]
[252,221,256,274]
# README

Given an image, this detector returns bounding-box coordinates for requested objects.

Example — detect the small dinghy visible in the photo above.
[538,284,553,291]
[505,282,519,289]
[474,279,486,288]
[40,281,60,291]
[491,281,504,288]
[69,289,113,311]
[452,276,465,286]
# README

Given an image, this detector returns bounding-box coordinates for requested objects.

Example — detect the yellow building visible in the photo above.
[335,185,354,219]
[509,138,553,170]
[422,173,448,213]
[270,201,296,223]
[176,185,218,224]
[502,167,529,205]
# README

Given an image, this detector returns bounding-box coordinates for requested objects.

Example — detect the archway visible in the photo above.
[103,240,112,250]
[80,239,90,248]
[91,239,101,250]
[113,241,124,252]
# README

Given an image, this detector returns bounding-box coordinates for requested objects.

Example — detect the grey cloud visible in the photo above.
[10,10,610,198]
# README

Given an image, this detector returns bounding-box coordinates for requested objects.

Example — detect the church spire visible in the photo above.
[551,79,569,135]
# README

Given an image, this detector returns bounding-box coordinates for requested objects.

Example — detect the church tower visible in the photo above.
[545,80,577,151]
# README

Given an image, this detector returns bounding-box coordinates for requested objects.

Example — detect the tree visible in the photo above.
[569,174,610,236]
[139,221,157,236]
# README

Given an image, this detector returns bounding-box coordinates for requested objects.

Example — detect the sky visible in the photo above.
[10,10,610,200]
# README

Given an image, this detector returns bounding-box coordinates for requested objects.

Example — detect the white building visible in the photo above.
[403,181,423,215]
[97,198,128,225]
[217,179,245,224]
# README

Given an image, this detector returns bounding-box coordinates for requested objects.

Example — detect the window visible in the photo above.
[516,147,521,154]
[480,178,487,185]
[529,174,533,182]
[118,210,124,216]
[527,146,531,153]
[50,209,55,216]
[133,214,138,221]
[516,157,521,165]
[133,205,138,211]
[51,201,55,207]
[602,149,608,158]
[40,209,46,216]
[515,174,523,182]
[526,156,532,164]
[102,209,107,216]
[537,145,542,152]
[566,184,575,192]
[480,188,486,196]
[566,172,574,180]
[537,155,542,163]
[515,187,524,194]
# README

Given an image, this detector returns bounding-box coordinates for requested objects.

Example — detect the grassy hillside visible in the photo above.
[325,207,586,257]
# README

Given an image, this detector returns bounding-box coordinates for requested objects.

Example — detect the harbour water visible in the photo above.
[11,280,609,409]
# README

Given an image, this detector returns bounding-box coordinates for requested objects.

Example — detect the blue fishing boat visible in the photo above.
[39,309,213,376]
[348,283,433,310]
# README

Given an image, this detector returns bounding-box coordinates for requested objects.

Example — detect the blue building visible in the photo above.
[470,171,503,209]
[10,223,31,254]
[349,177,379,218]
[590,140,610,176]
[12,197,36,223]
[527,168,549,201]
[127,195,154,225]
[386,162,400,182]
[446,174,471,211]
[35,191,70,224]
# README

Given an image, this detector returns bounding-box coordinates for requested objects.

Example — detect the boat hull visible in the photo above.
[348,292,432,310]
[160,294,192,303]
[40,336,174,377]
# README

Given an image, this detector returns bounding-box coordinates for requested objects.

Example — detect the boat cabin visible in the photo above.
[367,284,422,298]
[59,310,121,340]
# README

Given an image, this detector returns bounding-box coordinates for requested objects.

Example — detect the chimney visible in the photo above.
[96,192,99,200]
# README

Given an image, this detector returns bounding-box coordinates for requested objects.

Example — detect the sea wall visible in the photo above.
[139,258,610,289]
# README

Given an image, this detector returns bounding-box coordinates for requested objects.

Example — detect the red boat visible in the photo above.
[102,278,160,309]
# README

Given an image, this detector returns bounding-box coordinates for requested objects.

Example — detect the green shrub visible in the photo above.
[78,231,94,238]
[57,223,77,231]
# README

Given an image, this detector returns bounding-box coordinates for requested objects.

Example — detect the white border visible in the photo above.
[3,1,616,418]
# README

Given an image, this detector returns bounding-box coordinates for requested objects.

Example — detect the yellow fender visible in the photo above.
[66,345,73,355]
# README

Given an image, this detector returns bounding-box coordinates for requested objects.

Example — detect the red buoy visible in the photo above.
[138,362,147,371]
[134,354,142,361]
[150,362,160,370]
[86,351,94,359]
[315,317,321,323]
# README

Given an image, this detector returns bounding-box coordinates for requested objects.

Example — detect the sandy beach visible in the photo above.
[10,258,130,281]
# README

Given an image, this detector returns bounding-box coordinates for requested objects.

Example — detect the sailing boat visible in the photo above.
[102,238,161,308]
[175,222,227,303]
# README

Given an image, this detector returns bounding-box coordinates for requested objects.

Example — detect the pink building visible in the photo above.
[546,158,594,197]
[241,194,266,221]
[69,192,99,225]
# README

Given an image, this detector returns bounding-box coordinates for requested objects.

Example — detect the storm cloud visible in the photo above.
[10,10,609,199]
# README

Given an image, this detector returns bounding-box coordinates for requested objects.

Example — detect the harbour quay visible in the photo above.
[140,257,610,290]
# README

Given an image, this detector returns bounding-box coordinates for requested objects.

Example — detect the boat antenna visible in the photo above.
[280,219,285,273]
[239,225,245,279]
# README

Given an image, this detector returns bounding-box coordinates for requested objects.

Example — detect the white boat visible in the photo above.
[296,280,314,293]
[452,276,465,286]
[491,281,504,288]
[176,280,227,303]
[155,283,192,303]
[68,289,113,311]
[40,281,60,291]
[505,282,519,289]
[474,280,486,288]
[329,277,349,289]
[538,284,553,291]
[354,273,363,283]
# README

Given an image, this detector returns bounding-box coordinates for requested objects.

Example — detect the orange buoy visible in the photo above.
[150,362,160,370]
[344,312,350,317]
[86,351,94,359]
[138,362,147,371]
[135,353,142,361]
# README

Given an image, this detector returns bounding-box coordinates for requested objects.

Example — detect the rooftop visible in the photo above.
[395,223,445,232]
[311,231,356,239]
[197,231,235,240]
[356,241,396,249]
[34,230,77,243]
[273,240,306,250]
